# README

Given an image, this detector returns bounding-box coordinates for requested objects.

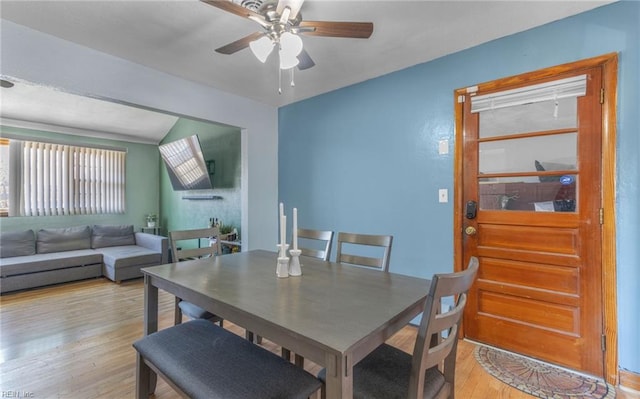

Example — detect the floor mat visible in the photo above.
[474,345,614,399]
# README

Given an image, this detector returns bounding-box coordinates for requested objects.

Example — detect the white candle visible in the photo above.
[292,208,298,250]
[280,215,286,257]
[278,202,284,253]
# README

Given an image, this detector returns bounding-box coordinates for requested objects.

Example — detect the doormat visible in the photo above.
[474,345,614,399]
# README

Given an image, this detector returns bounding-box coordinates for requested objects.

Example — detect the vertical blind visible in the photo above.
[18,141,126,216]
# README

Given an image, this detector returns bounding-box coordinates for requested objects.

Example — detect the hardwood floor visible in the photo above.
[0,278,636,399]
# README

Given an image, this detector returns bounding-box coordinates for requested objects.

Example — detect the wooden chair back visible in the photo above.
[336,232,393,271]
[408,257,479,398]
[297,228,334,261]
[169,227,221,262]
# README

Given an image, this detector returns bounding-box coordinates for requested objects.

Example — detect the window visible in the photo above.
[471,75,585,212]
[0,138,126,216]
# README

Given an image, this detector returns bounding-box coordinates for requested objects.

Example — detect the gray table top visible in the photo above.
[142,249,430,356]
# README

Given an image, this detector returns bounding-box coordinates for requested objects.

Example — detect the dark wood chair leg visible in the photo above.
[281,348,291,361]
[174,297,182,325]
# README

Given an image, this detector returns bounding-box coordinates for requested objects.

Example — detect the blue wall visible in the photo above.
[279,1,639,373]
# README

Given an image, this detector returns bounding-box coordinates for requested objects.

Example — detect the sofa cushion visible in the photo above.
[0,249,102,277]
[37,226,91,254]
[0,230,36,258]
[95,245,161,269]
[92,225,136,249]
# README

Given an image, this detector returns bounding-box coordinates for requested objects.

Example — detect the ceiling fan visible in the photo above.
[202,0,374,71]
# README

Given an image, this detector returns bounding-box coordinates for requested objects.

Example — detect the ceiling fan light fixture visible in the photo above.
[249,36,275,63]
[279,32,303,69]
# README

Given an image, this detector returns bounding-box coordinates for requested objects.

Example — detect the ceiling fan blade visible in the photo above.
[201,0,263,20]
[299,21,373,39]
[215,31,265,55]
[276,0,305,20]
[297,49,315,70]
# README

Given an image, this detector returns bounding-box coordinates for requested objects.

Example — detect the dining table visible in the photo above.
[141,249,430,399]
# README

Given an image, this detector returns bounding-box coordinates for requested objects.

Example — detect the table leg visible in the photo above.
[143,275,158,394]
[324,353,352,398]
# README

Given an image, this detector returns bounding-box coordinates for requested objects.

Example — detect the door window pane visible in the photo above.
[479,133,577,175]
[479,176,577,212]
[479,97,577,138]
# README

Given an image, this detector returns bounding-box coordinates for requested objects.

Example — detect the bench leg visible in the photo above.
[281,347,291,361]
[294,353,305,368]
[136,353,155,398]
[174,297,182,325]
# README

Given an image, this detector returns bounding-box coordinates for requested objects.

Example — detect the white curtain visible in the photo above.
[8,140,24,217]
[20,141,125,216]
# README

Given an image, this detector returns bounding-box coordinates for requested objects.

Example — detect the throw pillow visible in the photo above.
[37,226,92,254]
[91,224,135,248]
[0,229,36,258]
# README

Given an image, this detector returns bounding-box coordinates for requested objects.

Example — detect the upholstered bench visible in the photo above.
[133,320,322,399]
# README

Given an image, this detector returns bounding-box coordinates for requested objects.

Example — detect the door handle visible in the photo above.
[465,226,477,236]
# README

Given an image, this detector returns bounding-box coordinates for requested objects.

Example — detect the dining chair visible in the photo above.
[134,319,322,399]
[298,228,334,261]
[169,227,223,326]
[281,228,335,366]
[336,232,393,271]
[318,257,480,399]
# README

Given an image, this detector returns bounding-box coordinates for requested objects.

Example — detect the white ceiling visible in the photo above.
[1,80,180,143]
[0,0,614,143]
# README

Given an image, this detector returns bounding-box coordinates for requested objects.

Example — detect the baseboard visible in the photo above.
[619,369,640,394]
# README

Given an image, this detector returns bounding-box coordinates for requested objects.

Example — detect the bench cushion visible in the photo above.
[133,320,321,399]
[37,226,91,254]
[0,230,36,258]
[91,224,136,249]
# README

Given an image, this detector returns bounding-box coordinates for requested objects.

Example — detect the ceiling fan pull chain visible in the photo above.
[278,64,283,95]
[290,68,295,87]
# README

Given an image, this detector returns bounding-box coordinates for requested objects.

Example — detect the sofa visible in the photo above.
[0,225,168,294]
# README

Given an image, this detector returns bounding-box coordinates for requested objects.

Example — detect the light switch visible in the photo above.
[439,189,448,203]
[438,139,449,155]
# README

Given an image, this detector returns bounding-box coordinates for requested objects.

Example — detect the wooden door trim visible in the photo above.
[601,53,618,385]
[453,53,618,384]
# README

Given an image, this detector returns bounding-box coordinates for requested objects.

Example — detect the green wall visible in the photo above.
[0,125,161,232]
[159,118,241,237]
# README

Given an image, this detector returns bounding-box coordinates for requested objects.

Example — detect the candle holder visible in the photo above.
[276,244,290,278]
[276,256,290,278]
[288,249,302,276]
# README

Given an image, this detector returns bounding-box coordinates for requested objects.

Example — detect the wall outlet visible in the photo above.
[439,188,448,203]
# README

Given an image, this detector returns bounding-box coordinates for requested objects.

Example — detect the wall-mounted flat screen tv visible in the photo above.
[159,134,213,191]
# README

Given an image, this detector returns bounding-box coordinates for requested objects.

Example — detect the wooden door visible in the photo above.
[458,66,605,376]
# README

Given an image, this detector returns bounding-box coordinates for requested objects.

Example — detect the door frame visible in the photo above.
[453,53,618,384]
